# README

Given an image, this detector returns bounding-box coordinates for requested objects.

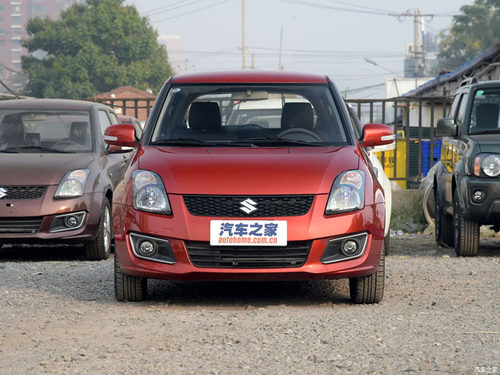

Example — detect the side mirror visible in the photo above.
[359,123,394,148]
[436,118,457,137]
[104,124,137,148]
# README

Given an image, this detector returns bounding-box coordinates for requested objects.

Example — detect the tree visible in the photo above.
[22,0,172,98]
[437,0,500,71]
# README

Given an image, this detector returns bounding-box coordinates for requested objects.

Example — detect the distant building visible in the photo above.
[93,86,156,123]
[385,77,433,98]
[0,0,82,93]
[406,42,500,97]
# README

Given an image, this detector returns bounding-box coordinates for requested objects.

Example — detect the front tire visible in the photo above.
[435,189,453,247]
[114,253,147,302]
[85,200,112,260]
[349,245,385,304]
[453,189,479,257]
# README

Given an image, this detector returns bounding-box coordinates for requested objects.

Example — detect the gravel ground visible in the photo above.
[0,234,499,375]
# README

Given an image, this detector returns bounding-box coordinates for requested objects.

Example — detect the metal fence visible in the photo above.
[347,96,452,189]
[94,98,155,123]
[95,96,453,189]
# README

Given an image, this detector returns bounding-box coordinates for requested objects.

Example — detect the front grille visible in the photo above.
[0,186,48,200]
[0,217,43,234]
[186,241,312,268]
[183,195,314,217]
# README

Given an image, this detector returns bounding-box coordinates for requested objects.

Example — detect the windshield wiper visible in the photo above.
[471,129,500,135]
[240,137,324,147]
[152,138,255,147]
[12,146,73,153]
[0,148,19,153]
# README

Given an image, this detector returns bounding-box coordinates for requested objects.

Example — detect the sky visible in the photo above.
[127,0,474,98]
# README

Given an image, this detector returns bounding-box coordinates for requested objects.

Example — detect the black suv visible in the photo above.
[434,78,500,256]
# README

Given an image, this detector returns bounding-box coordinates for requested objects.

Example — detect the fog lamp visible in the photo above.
[138,240,156,257]
[472,190,486,203]
[129,233,176,264]
[49,211,86,233]
[64,215,79,228]
[321,232,368,264]
[341,240,359,256]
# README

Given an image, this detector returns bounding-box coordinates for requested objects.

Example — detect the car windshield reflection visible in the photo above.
[0,110,92,152]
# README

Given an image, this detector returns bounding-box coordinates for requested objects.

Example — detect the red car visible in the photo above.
[105,71,394,303]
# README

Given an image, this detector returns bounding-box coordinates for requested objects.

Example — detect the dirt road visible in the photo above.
[1,234,498,374]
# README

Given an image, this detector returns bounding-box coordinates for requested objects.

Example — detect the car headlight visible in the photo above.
[474,154,500,177]
[325,170,365,214]
[133,170,171,214]
[54,169,89,199]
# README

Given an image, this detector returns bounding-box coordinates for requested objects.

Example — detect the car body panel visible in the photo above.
[171,71,329,84]
[137,146,361,195]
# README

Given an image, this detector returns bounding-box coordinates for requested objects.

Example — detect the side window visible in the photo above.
[108,111,119,125]
[449,94,462,121]
[134,120,143,139]
[456,94,469,127]
[347,106,362,139]
[98,110,112,136]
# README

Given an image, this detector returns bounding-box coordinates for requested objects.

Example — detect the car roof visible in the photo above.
[458,79,500,92]
[0,98,112,111]
[472,80,500,89]
[118,114,139,120]
[170,71,329,84]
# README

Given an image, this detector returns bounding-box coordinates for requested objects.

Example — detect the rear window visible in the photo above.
[151,84,348,147]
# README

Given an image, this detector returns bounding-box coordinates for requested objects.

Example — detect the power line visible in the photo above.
[153,0,231,23]
[147,0,204,18]
[274,0,458,18]
[320,0,394,14]
[275,0,397,16]
[143,0,193,15]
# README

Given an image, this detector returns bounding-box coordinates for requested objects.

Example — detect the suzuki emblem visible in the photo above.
[0,187,7,199]
[239,198,258,214]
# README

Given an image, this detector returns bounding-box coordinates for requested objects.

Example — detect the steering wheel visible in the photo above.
[239,123,264,130]
[52,140,86,150]
[278,128,322,142]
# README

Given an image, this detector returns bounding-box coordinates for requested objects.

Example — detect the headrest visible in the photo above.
[281,102,314,130]
[25,133,41,146]
[188,102,221,131]
[70,121,90,144]
[0,115,24,141]
[475,103,499,129]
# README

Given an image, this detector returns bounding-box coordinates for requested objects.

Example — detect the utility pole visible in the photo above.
[421,17,426,76]
[242,0,247,70]
[413,10,421,87]
[278,26,283,70]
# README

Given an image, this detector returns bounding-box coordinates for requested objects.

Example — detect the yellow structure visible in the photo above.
[374,130,407,189]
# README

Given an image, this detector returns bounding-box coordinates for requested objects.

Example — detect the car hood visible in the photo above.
[470,134,500,153]
[137,146,360,195]
[0,153,95,186]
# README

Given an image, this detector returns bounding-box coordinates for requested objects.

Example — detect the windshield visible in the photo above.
[0,110,92,153]
[151,84,348,147]
[469,89,500,134]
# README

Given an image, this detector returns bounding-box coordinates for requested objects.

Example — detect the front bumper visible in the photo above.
[113,194,386,281]
[459,176,500,224]
[0,186,103,242]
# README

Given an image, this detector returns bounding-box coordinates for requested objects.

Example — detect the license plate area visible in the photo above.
[210,220,287,246]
